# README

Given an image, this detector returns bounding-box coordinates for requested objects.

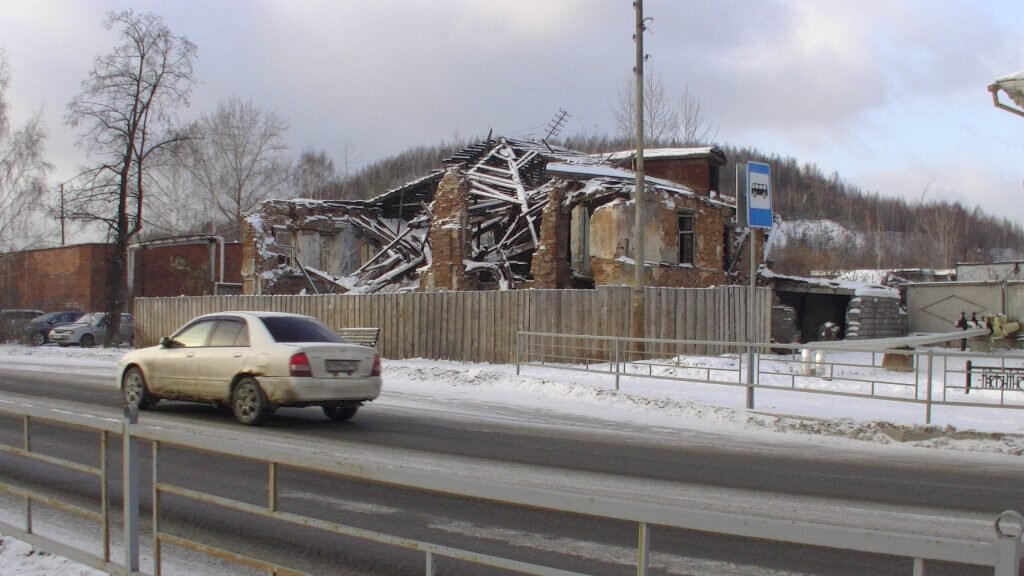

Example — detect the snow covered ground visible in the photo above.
[1,342,1023,573]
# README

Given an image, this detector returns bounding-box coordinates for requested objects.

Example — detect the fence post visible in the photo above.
[994,510,1023,576]
[746,344,756,410]
[123,405,140,573]
[614,338,621,392]
[925,350,933,425]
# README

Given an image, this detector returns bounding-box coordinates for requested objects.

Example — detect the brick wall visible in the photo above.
[587,191,741,288]
[132,242,242,298]
[643,158,718,195]
[530,185,571,288]
[845,296,907,339]
[423,170,475,291]
[0,244,114,312]
[0,241,244,313]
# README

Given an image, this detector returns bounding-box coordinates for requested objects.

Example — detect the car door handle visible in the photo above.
[233,353,243,358]
[186,352,195,358]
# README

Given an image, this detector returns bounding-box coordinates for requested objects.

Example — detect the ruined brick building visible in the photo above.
[242,137,764,295]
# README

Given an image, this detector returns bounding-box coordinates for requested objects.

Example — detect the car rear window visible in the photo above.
[260,317,343,343]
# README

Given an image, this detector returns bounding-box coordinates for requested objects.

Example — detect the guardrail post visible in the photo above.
[995,511,1023,576]
[23,415,32,534]
[925,351,934,425]
[912,557,925,575]
[123,405,140,574]
[425,550,435,576]
[637,522,649,576]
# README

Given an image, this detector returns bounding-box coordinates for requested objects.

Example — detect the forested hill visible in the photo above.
[335,135,1024,274]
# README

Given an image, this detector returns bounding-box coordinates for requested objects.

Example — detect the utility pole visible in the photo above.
[59,183,66,246]
[631,0,647,351]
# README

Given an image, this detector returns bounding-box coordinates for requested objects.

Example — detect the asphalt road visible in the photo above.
[0,366,1021,575]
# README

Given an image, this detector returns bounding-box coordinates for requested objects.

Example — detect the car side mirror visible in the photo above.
[160,336,172,348]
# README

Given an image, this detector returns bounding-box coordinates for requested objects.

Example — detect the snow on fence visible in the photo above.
[133,286,772,364]
[515,334,1024,422]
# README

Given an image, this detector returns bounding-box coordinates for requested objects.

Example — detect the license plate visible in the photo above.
[325,359,358,374]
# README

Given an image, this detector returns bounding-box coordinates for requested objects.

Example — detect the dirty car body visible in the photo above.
[116,311,382,425]
[50,313,134,347]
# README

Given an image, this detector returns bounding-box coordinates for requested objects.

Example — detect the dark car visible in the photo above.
[0,309,45,343]
[23,311,84,346]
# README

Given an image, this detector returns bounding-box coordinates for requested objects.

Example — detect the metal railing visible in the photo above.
[0,395,1021,575]
[0,399,120,574]
[515,332,1024,424]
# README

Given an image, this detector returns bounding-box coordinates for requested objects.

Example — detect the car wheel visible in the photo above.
[232,377,270,426]
[122,366,157,409]
[80,334,95,348]
[323,406,359,422]
[30,332,46,346]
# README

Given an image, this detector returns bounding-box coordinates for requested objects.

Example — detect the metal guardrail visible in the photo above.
[515,331,1024,424]
[0,396,1021,575]
[0,398,120,574]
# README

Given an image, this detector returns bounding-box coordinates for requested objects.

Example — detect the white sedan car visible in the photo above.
[117,311,382,425]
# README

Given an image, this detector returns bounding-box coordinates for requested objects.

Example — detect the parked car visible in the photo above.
[116,311,382,425]
[0,309,44,342]
[22,311,84,346]
[50,312,134,348]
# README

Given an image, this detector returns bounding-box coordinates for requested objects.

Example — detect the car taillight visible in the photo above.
[371,354,381,376]
[289,352,313,377]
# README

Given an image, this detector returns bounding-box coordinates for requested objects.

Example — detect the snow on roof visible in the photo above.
[761,268,900,298]
[597,147,723,162]
[546,162,636,180]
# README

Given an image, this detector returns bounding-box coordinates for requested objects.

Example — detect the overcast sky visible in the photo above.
[3,0,1024,233]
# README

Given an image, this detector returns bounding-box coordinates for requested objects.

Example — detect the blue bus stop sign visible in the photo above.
[747,161,772,228]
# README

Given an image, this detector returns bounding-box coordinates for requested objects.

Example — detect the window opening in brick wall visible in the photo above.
[678,212,694,265]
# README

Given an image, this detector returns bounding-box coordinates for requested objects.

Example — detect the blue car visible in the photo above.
[23,311,83,346]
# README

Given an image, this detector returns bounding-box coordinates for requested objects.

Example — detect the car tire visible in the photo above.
[323,406,359,422]
[80,334,95,348]
[122,366,157,409]
[232,377,270,426]
[30,332,46,346]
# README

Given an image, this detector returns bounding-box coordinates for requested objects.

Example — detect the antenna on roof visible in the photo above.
[542,108,571,151]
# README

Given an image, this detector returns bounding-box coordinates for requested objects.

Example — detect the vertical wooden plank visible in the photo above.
[470,291,480,363]
[435,292,445,360]
[482,292,493,364]
[404,293,414,360]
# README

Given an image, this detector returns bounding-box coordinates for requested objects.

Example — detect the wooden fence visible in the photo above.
[134,286,772,364]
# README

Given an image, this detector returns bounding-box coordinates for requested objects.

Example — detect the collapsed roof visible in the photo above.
[248,137,733,293]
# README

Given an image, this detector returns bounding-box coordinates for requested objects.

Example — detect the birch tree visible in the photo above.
[613,73,678,146]
[183,97,289,237]
[65,10,196,344]
[0,49,52,253]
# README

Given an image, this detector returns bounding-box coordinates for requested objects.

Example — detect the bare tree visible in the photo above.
[290,149,337,200]
[0,49,52,253]
[613,73,678,146]
[678,84,718,146]
[65,9,196,344]
[184,97,289,237]
[143,141,210,237]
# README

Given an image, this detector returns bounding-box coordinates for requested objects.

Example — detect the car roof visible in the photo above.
[195,311,312,320]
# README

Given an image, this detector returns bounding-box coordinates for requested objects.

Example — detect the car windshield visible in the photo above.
[77,313,103,324]
[260,316,343,343]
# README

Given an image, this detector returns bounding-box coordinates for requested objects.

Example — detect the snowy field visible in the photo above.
[1,342,1023,573]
